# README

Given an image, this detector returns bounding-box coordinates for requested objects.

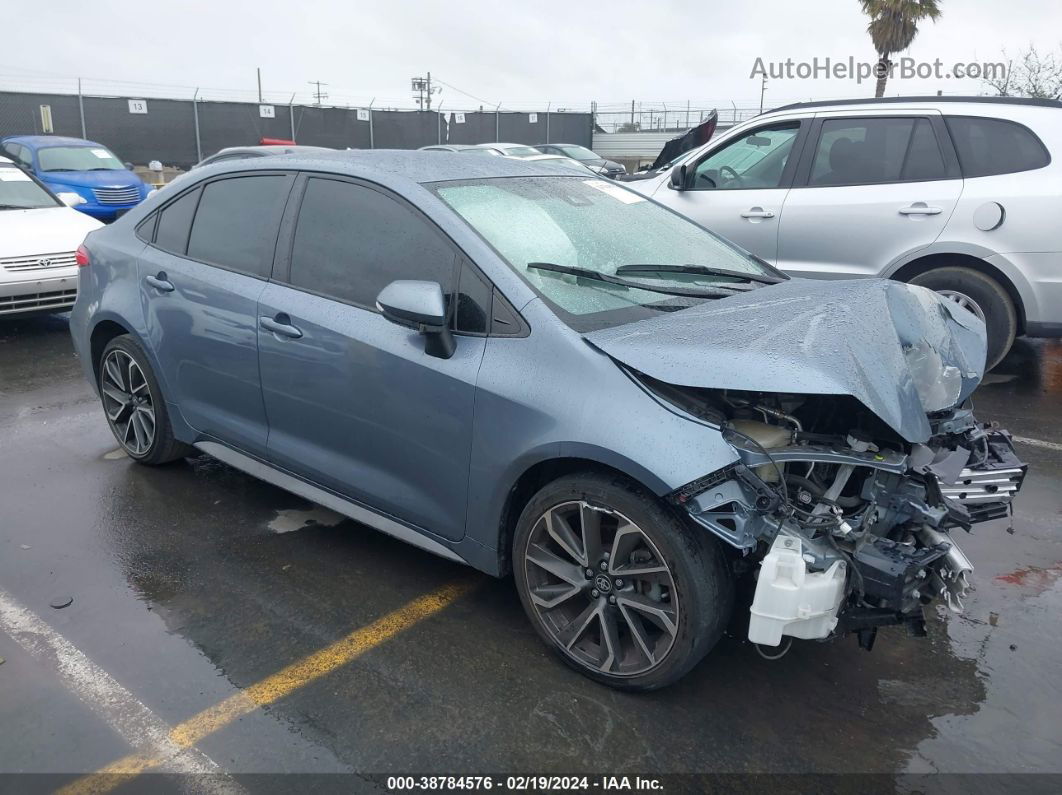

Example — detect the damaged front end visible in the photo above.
[586,278,1028,652]
[663,388,1026,651]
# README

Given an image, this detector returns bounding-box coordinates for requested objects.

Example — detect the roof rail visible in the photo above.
[770,95,1062,113]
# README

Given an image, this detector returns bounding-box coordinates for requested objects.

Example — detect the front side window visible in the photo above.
[691,123,800,190]
[434,176,781,331]
[288,177,455,308]
[38,145,124,172]
[186,175,292,276]
[945,116,1049,177]
[809,117,947,186]
[0,165,60,210]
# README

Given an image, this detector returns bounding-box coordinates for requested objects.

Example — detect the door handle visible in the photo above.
[740,207,776,219]
[899,203,943,216]
[260,314,303,339]
[144,273,174,292]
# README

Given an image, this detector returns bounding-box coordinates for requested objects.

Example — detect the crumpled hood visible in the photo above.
[584,278,987,443]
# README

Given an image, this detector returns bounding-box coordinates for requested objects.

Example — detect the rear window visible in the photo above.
[945,116,1050,177]
[186,175,292,277]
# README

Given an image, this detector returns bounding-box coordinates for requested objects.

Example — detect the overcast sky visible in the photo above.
[1,0,1057,112]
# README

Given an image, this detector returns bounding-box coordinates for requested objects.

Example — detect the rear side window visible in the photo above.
[945,116,1050,177]
[809,117,947,185]
[154,188,200,254]
[187,175,292,277]
[288,177,455,308]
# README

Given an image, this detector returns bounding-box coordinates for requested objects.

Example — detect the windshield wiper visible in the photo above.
[0,204,34,210]
[526,262,739,299]
[88,167,118,171]
[614,264,785,285]
[43,168,75,172]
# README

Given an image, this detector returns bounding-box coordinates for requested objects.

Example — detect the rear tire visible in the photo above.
[512,472,733,691]
[908,266,1017,370]
[98,335,192,465]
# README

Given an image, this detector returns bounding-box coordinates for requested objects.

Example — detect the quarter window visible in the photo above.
[945,116,1049,177]
[288,177,455,308]
[809,117,946,186]
[186,175,292,277]
[691,123,800,190]
[153,188,200,254]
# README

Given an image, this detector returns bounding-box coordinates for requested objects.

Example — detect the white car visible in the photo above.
[0,156,102,317]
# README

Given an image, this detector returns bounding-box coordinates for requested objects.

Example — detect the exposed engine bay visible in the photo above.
[650,382,1027,652]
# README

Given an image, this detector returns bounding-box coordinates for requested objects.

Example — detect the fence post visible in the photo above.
[289,93,296,143]
[495,103,501,140]
[77,78,86,138]
[545,102,550,144]
[368,98,375,149]
[192,89,202,163]
[437,102,444,144]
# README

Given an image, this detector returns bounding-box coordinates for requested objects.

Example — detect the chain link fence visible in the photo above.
[0,90,594,169]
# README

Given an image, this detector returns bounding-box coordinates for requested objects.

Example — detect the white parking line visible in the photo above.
[1012,435,1062,453]
[0,588,241,792]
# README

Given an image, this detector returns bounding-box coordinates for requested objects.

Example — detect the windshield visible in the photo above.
[556,145,598,161]
[38,145,124,172]
[434,176,777,330]
[0,166,60,209]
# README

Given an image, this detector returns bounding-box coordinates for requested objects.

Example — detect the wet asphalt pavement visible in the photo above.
[0,313,1060,790]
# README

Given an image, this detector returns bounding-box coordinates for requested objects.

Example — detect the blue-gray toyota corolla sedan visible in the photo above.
[70,151,1026,689]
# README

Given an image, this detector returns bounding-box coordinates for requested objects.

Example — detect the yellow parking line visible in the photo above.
[60,580,474,795]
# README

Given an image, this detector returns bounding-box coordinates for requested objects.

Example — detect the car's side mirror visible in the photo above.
[376,280,455,359]
[668,163,687,191]
[124,161,135,171]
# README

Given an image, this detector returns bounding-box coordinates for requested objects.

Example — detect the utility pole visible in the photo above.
[257,67,263,102]
[759,74,767,114]
[411,74,440,111]
[308,80,328,106]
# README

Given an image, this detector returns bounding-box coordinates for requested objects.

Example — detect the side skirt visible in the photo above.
[194,441,468,566]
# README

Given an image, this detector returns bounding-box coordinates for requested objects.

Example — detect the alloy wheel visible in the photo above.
[523,500,679,676]
[937,289,987,324]
[100,349,156,456]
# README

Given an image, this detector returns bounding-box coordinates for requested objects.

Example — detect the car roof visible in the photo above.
[211,145,332,156]
[1,135,104,148]
[771,95,1062,113]
[206,148,586,186]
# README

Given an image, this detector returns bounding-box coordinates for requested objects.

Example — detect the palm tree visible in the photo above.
[860,0,943,97]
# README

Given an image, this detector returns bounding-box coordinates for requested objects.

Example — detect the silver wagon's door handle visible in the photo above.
[260,314,303,339]
[144,272,174,292]
[899,203,943,216]
[740,207,776,219]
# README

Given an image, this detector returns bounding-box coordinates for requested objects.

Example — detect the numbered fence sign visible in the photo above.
[128,99,148,114]
[454,112,466,124]
[529,113,538,124]
[356,108,370,121]
[259,105,275,118]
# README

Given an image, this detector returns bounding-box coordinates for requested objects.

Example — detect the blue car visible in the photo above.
[69,151,1025,689]
[0,135,150,222]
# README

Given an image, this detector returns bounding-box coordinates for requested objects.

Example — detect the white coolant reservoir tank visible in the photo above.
[748,535,847,646]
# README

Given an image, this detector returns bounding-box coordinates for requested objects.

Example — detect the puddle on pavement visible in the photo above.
[268,505,345,534]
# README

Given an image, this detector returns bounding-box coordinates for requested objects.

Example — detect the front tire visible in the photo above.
[908,266,1017,370]
[98,335,191,465]
[513,472,733,691]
